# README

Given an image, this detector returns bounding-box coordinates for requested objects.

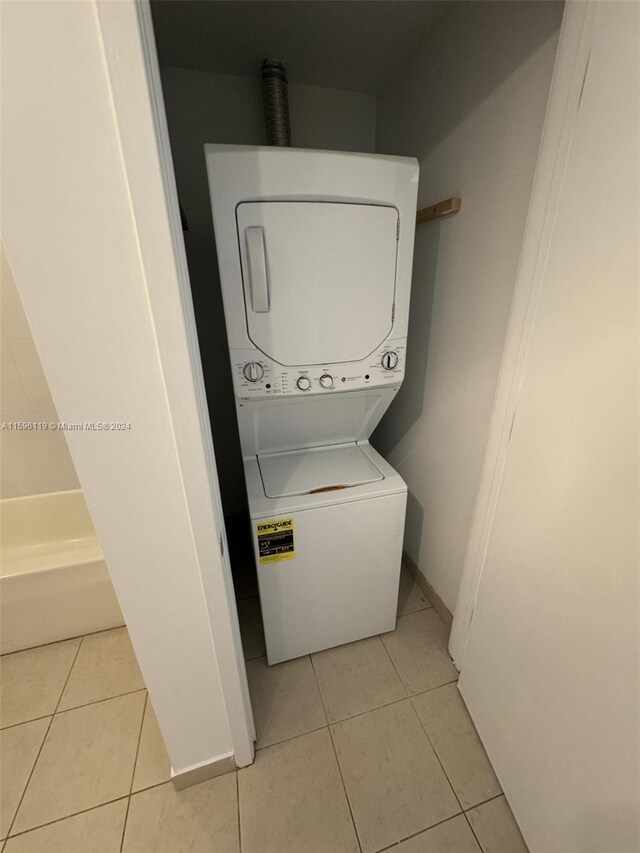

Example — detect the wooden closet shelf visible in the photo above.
[416,197,462,223]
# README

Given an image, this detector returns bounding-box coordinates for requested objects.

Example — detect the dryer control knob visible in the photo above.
[243,361,264,382]
[296,376,311,391]
[319,374,333,389]
[381,351,399,370]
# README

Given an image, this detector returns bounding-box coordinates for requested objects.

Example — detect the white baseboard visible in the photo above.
[171,752,236,790]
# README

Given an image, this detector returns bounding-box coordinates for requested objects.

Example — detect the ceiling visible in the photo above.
[150,1,446,94]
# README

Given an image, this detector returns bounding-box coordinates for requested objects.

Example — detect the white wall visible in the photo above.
[373,0,564,611]
[458,3,640,849]
[159,66,377,515]
[1,247,79,497]
[1,0,246,775]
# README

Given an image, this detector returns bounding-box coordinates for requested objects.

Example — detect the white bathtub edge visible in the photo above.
[1,559,124,655]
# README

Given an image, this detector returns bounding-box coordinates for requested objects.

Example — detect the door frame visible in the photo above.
[95,0,255,766]
[95,0,597,738]
[449,0,599,667]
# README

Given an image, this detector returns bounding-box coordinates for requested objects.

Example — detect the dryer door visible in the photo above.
[236,201,398,366]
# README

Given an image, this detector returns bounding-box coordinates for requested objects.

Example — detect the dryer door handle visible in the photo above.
[245,226,270,313]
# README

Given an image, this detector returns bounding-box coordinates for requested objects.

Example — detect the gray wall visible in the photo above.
[373,1,564,610]
[160,67,376,515]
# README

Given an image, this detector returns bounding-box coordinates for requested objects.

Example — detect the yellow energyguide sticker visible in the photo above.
[257,518,295,564]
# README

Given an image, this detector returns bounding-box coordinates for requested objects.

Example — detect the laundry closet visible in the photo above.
[150,0,563,630]
[5,3,635,849]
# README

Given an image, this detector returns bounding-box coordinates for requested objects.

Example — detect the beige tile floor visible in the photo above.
[0,566,529,852]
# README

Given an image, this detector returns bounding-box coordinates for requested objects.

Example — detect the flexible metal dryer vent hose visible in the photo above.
[262,59,291,146]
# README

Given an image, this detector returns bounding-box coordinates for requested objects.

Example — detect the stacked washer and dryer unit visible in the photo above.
[206,145,419,664]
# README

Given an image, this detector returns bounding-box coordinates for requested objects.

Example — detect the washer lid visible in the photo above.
[258,443,384,498]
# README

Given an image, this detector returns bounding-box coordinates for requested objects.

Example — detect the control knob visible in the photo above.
[381,351,399,370]
[296,376,311,391]
[242,361,264,383]
[319,374,334,389]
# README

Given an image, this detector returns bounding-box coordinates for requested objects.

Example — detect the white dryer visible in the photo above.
[205,145,419,664]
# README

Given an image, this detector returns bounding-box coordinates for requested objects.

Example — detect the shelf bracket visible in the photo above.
[416,197,462,224]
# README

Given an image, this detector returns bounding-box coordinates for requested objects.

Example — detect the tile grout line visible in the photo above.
[462,795,527,853]
[1,712,57,732]
[377,626,474,832]
[254,690,428,754]
[408,689,506,817]
[0,683,149,732]
[327,724,365,853]
[55,686,149,720]
[407,694,465,815]
[240,606,470,850]
[399,602,433,617]
[324,683,472,853]
[306,654,328,730]
[122,776,168,797]
[252,654,328,750]
[52,636,85,712]
[308,653,363,853]
[371,632,409,703]
[375,811,482,853]
[378,623,458,704]
[4,796,132,843]
[378,629,416,696]
[4,638,151,844]
[3,617,504,852]
[463,809,487,852]
[464,792,504,812]
[254,720,329,752]
[407,678,459,699]
[4,635,85,839]
[49,688,148,720]
[379,625,412,696]
[0,625,125,659]
[119,691,148,852]
[330,680,459,729]
[0,688,147,732]
[253,678,461,754]
[254,720,328,752]
[3,780,179,842]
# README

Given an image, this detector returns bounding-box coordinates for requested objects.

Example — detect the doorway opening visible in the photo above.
[148,0,564,662]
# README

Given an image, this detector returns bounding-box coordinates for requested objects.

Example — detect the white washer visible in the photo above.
[205,145,419,664]
[245,442,406,663]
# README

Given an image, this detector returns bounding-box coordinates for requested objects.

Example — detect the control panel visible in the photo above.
[230,339,407,401]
